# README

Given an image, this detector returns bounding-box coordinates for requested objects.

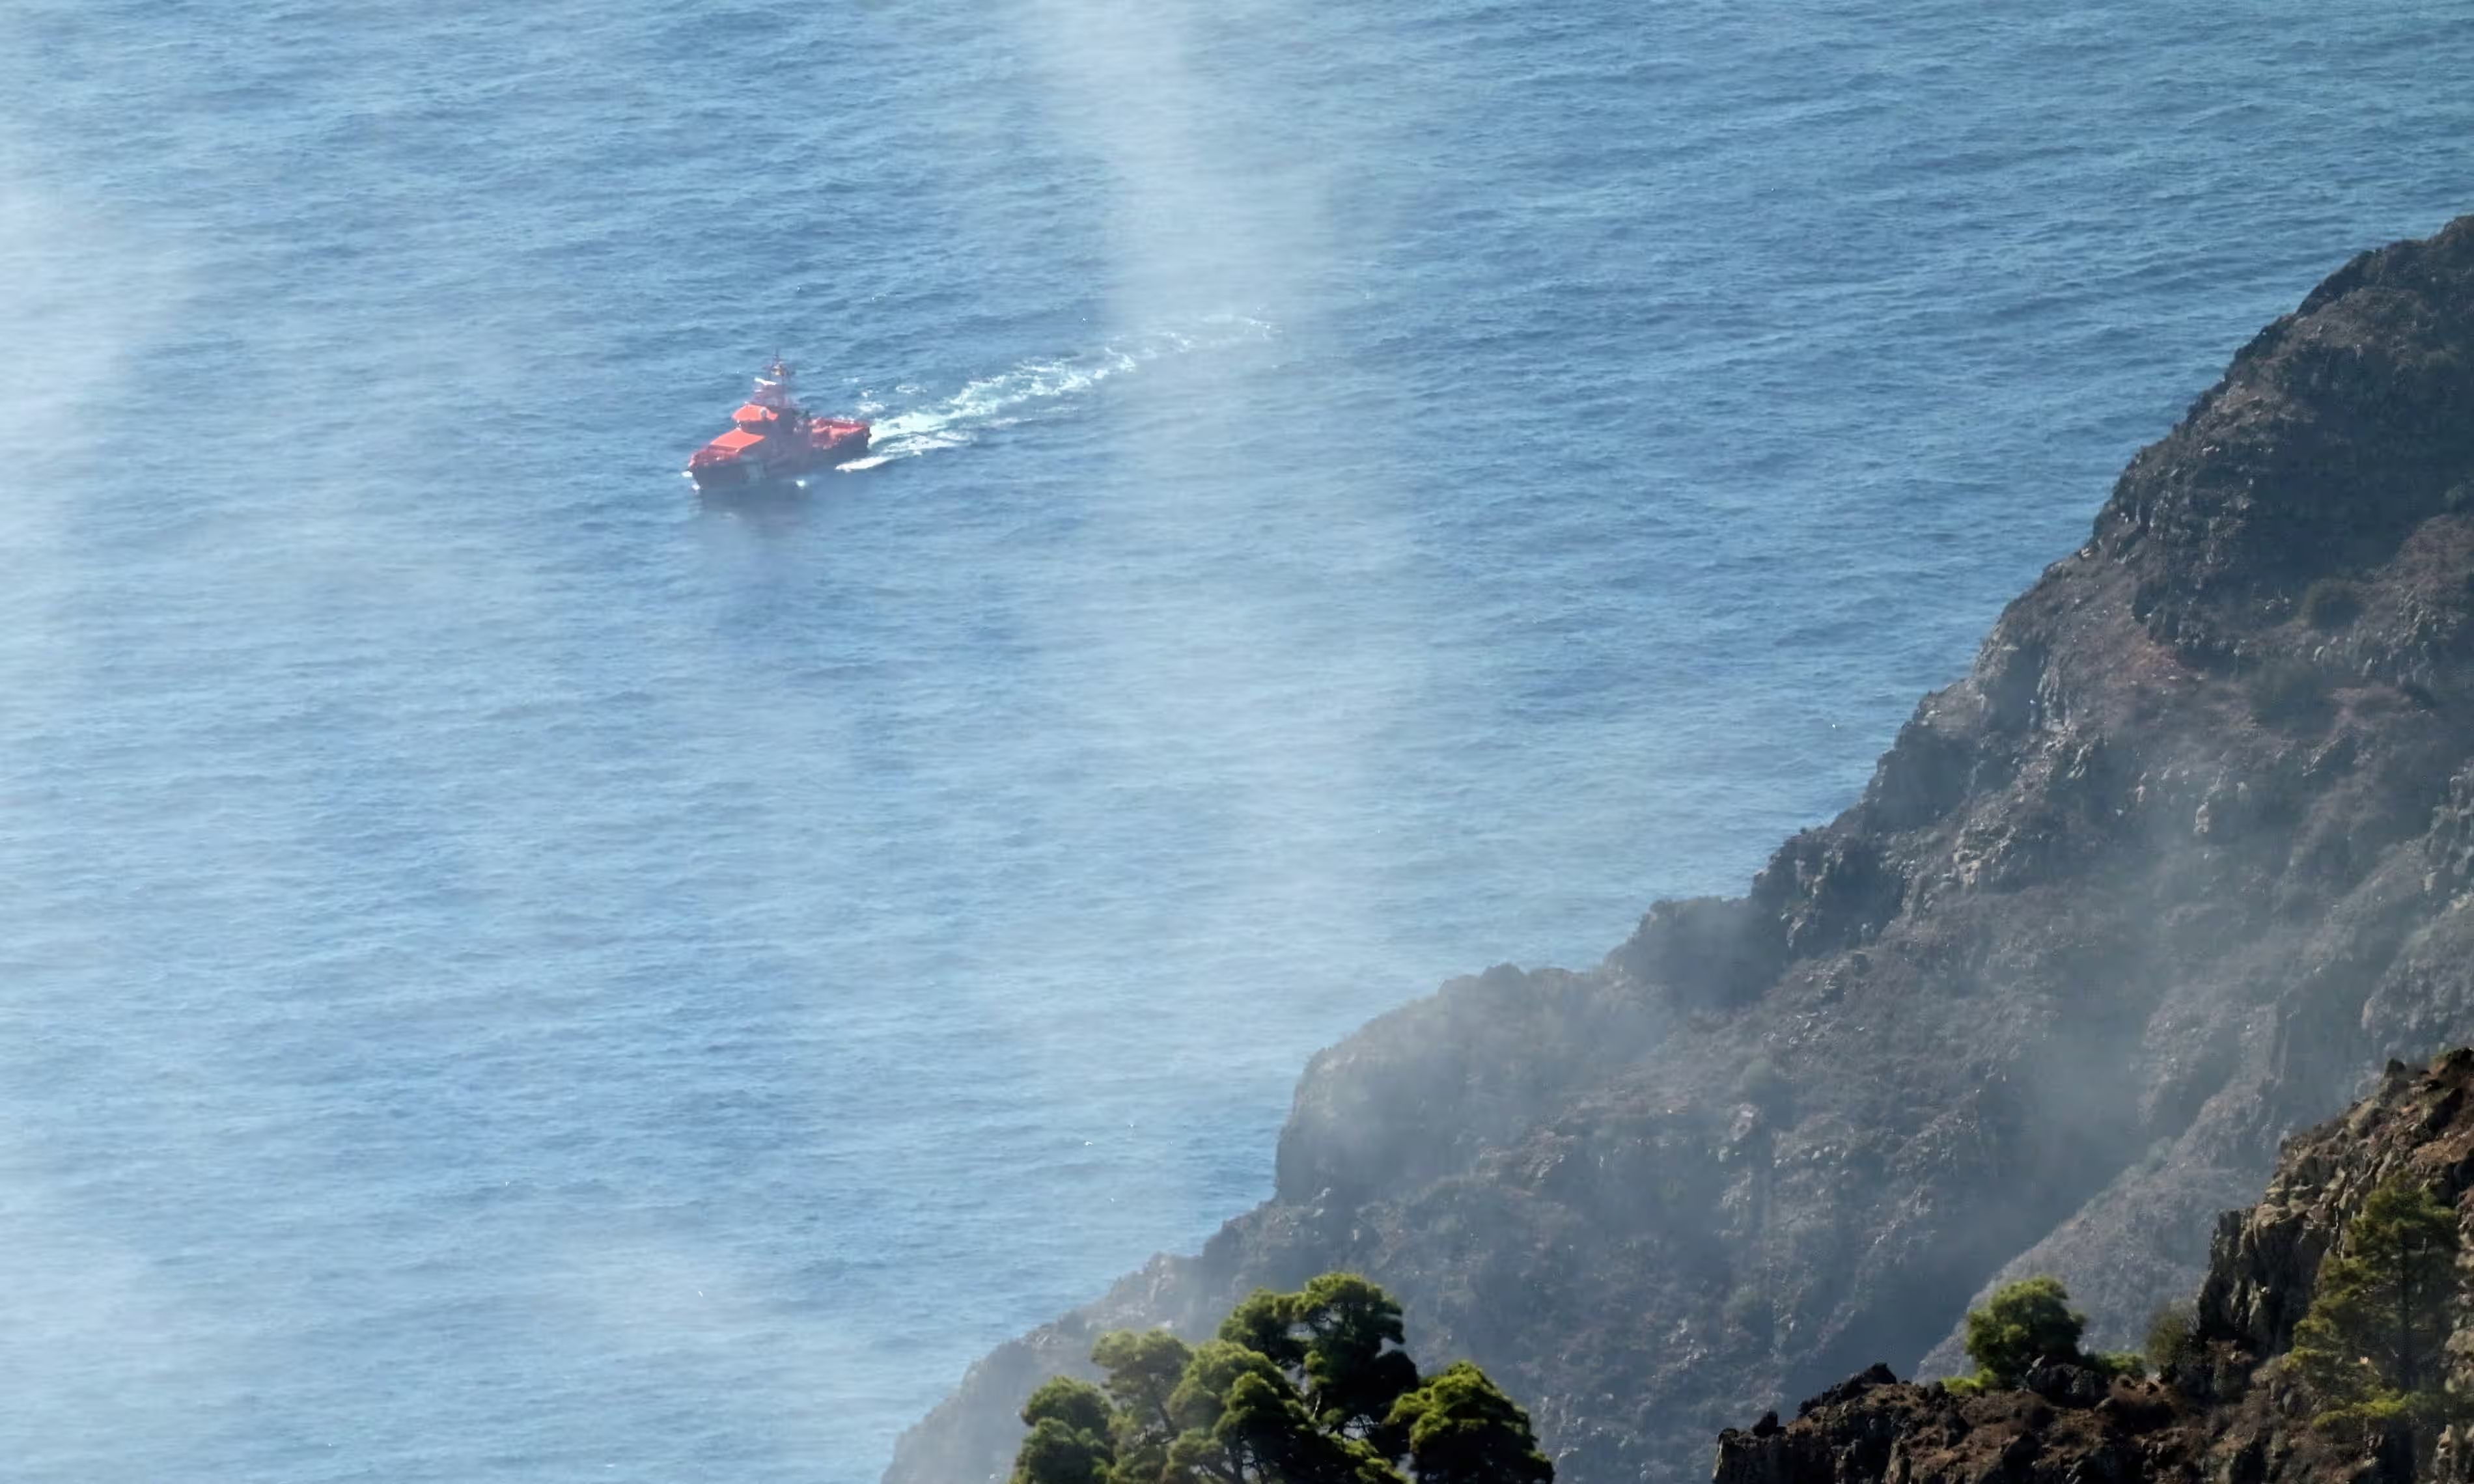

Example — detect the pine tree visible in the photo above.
[1010,1274,1551,1484]
[1388,1362,1554,1484]
[2290,1179,2460,1433]
[1092,1329,1194,1484]
[1016,1378,1119,1484]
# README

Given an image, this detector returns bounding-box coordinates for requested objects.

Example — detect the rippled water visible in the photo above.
[0,1,2466,1479]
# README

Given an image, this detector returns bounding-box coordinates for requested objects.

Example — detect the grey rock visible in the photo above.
[890,217,2474,1484]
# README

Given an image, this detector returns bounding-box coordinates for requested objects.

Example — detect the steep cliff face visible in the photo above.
[887,216,2474,1484]
[1711,1048,2474,1484]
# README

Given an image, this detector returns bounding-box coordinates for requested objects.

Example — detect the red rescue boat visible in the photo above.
[684,357,870,494]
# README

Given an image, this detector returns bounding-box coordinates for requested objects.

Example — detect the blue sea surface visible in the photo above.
[0,1,2465,1479]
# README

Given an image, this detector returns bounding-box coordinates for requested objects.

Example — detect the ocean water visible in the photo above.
[0,1,2465,1479]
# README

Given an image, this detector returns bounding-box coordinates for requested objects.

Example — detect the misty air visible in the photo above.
[5,5,2474,1484]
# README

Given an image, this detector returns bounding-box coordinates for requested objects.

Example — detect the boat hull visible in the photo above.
[686,424,871,496]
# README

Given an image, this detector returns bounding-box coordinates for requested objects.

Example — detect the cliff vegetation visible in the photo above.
[1009,1274,1549,1484]
[1714,1049,2474,1484]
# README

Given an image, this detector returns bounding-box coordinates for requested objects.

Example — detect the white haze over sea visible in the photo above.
[0,1,2467,1479]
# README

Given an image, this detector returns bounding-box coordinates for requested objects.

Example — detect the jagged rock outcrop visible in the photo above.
[1713,1366,2266,1484]
[888,216,2474,1484]
[1712,1048,2474,1484]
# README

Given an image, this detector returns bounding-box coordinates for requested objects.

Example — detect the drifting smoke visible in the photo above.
[0,1,1435,1479]
[977,0,1434,1153]
[1016,3,1342,331]
[0,43,236,1466]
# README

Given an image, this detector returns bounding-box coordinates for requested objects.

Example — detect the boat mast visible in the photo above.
[751,353,804,427]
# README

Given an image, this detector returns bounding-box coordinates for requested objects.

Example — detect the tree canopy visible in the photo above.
[1942,1276,2147,1394]
[1388,1362,1553,1484]
[1010,1274,1552,1484]
[1962,1277,2089,1388]
[2290,1178,2462,1440]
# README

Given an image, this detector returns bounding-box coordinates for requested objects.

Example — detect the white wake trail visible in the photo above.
[835,316,1272,471]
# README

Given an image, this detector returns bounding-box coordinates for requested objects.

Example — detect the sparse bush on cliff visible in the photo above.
[2299,578,2364,631]
[2290,1179,2462,1448]
[1721,1283,1770,1341]
[1733,1056,1791,1116]
[1011,1273,1550,1484]
[2144,1300,2199,1374]
[2245,656,2328,724]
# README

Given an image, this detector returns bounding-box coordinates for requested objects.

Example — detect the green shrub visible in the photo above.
[1734,1056,1790,1114]
[1941,1374,1987,1397]
[2246,657,2328,724]
[1721,1284,1770,1338]
[2085,1351,2146,1381]
[1963,1278,2087,1388]
[2311,1390,2418,1448]
[2144,1301,2198,1374]
[2299,579,2364,631]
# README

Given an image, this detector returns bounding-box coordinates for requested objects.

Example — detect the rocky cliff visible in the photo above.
[1710,1047,2474,1484]
[887,215,2474,1484]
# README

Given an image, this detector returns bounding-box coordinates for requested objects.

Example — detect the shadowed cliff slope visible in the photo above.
[1713,1048,2474,1484]
[887,215,2474,1484]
